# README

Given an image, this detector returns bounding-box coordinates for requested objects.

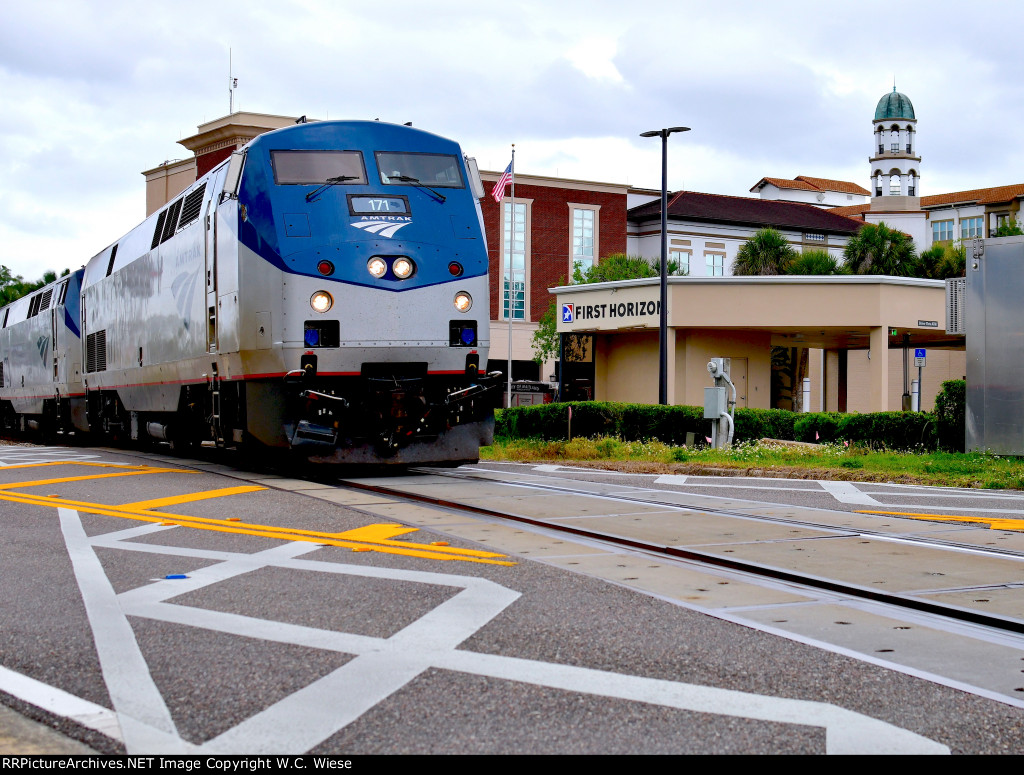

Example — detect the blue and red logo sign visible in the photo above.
[561,303,574,323]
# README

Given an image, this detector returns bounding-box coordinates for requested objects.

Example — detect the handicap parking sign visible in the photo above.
[562,304,574,323]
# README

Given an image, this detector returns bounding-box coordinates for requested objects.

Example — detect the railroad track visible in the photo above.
[335,465,1024,639]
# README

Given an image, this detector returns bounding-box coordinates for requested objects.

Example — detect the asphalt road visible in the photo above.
[1,445,1022,754]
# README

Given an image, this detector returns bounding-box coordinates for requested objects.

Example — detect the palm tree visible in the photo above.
[732,228,797,275]
[842,222,919,276]
[919,243,966,279]
[785,249,847,275]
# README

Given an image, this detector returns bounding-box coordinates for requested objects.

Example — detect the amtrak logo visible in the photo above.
[350,218,412,239]
[36,335,49,363]
[171,271,200,330]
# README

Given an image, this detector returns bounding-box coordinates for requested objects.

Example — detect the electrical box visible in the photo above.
[966,235,1024,454]
[704,386,727,419]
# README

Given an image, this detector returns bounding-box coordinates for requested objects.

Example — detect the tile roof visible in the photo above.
[828,203,871,219]
[921,184,1024,208]
[629,191,866,234]
[750,176,870,196]
[751,177,820,192]
[826,183,1024,216]
[795,176,871,196]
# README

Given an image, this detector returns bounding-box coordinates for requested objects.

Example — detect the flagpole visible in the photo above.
[507,144,515,407]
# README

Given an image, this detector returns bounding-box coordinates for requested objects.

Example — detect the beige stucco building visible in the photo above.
[555,275,964,413]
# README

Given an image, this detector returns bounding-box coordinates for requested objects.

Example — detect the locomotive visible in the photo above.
[0,120,498,464]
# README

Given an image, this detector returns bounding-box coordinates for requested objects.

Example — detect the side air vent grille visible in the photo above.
[161,198,183,244]
[946,277,966,335]
[39,289,53,312]
[28,294,42,318]
[86,330,107,373]
[178,183,207,229]
[151,211,167,249]
[105,244,118,277]
[164,201,180,241]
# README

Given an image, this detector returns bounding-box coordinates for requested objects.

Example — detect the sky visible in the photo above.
[2,0,1023,281]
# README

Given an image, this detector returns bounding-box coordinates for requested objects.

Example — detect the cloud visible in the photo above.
[2,0,1024,280]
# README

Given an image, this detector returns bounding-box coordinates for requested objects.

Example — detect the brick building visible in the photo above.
[477,170,633,382]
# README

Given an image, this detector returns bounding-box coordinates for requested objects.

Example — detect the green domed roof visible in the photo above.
[875,89,915,120]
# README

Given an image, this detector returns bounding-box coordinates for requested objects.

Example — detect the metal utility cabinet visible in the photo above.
[965,235,1024,454]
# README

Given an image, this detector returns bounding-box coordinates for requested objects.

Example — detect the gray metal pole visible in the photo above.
[642,127,689,404]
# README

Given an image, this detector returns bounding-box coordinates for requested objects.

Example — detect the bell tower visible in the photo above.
[864,86,927,247]
[869,87,920,209]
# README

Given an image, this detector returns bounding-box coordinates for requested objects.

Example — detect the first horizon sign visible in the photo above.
[557,286,662,332]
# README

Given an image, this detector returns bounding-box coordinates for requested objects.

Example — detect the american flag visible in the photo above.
[492,161,513,203]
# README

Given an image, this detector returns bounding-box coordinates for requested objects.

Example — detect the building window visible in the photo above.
[932,220,953,242]
[669,250,690,275]
[890,143,899,153]
[804,232,825,243]
[502,201,527,320]
[962,216,983,239]
[705,253,724,276]
[889,175,901,195]
[570,206,597,276]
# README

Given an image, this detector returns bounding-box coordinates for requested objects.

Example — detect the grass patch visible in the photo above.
[481,437,1024,490]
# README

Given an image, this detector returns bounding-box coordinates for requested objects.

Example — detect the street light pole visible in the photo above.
[640,126,689,405]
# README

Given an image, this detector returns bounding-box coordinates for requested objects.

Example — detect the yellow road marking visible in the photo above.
[0,461,195,472]
[856,509,1024,531]
[335,523,420,541]
[0,461,514,565]
[0,470,184,490]
[121,486,268,510]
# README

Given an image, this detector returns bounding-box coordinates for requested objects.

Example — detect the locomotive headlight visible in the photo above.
[453,291,472,312]
[310,291,333,313]
[367,257,387,278]
[392,257,415,279]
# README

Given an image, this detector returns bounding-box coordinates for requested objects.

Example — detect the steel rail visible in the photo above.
[334,467,1024,637]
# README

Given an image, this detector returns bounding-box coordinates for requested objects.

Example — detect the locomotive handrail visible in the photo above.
[299,390,349,407]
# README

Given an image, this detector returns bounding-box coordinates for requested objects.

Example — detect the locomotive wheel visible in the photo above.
[169,429,198,456]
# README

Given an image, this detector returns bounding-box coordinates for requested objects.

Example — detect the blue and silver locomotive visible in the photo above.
[0,120,498,464]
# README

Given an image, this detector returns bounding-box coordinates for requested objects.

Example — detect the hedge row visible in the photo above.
[495,402,793,446]
[496,379,967,452]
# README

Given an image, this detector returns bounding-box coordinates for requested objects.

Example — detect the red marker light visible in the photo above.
[317,260,334,276]
[448,262,463,276]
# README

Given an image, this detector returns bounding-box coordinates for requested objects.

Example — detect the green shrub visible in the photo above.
[933,379,966,452]
[794,412,845,443]
[835,411,936,451]
[734,407,798,442]
[497,401,948,452]
[620,404,708,445]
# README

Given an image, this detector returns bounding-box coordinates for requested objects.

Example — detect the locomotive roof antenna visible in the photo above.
[229,49,239,114]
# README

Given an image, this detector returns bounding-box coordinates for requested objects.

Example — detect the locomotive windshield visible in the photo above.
[376,152,465,188]
[271,150,367,184]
